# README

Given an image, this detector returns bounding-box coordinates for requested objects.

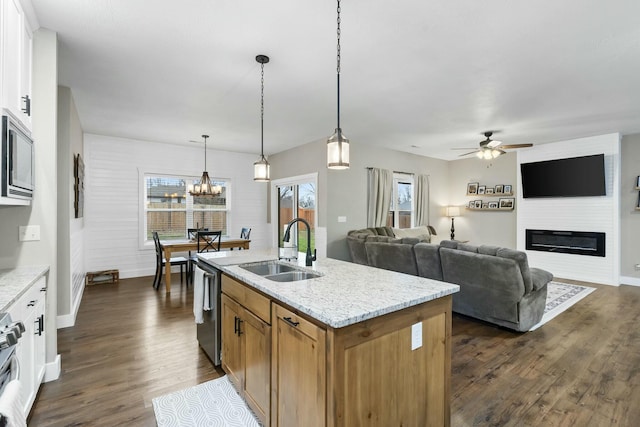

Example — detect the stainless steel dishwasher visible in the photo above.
[194,261,221,366]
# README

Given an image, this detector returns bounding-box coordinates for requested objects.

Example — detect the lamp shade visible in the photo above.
[327,128,349,169]
[446,206,460,217]
[254,156,270,182]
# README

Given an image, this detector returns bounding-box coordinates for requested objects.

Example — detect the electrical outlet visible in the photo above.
[338,216,347,223]
[19,225,40,241]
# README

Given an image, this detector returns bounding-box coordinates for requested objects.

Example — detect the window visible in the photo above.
[272,173,318,253]
[144,174,229,241]
[387,174,413,229]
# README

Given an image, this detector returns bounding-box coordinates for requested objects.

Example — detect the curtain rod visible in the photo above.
[366,167,416,176]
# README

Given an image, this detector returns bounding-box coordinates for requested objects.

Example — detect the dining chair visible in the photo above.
[152,231,188,290]
[187,227,209,240]
[188,230,222,283]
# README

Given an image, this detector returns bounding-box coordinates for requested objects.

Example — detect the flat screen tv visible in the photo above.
[520,154,606,198]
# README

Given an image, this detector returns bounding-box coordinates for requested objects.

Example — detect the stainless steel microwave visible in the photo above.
[1,110,34,200]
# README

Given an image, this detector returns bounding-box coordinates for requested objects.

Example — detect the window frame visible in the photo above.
[388,173,414,229]
[139,170,231,248]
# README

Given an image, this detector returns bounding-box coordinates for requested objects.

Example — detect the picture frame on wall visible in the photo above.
[486,188,494,195]
[467,182,479,194]
[468,201,475,208]
[74,154,84,218]
[499,198,515,209]
[637,176,640,188]
[474,200,482,208]
[488,201,498,209]
[504,184,512,194]
[495,184,504,194]
[478,185,486,195]
[482,203,489,209]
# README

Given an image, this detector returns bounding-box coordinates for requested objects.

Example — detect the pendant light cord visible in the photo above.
[336,0,341,130]
[203,135,208,169]
[261,62,265,158]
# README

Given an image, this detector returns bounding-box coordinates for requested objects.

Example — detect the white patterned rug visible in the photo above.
[152,375,261,427]
[529,281,596,331]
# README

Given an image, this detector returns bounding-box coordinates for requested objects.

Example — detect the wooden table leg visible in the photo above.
[164,247,172,293]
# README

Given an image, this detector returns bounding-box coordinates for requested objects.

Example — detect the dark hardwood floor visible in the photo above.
[28,276,640,426]
[29,275,223,426]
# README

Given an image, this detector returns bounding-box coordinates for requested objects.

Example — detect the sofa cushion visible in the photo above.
[375,226,395,237]
[401,237,421,245]
[530,267,554,291]
[365,242,418,275]
[366,235,401,243]
[496,248,533,293]
[346,235,369,265]
[458,243,479,253]
[393,226,431,239]
[413,243,443,281]
[478,245,500,256]
[439,240,458,249]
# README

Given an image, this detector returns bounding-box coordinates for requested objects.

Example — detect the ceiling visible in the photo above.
[30,0,640,161]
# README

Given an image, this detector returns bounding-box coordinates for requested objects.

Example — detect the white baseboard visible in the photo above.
[44,354,61,382]
[620,276,640,286]
[57,281,85,329]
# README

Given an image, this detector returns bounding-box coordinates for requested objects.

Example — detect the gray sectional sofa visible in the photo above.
[346,229,553,332]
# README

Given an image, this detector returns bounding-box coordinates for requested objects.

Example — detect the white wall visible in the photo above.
[83,134,269,278]
[516,134,620,285]
[56,85,84,327]
[447,152,517,247]
[620,134,640,285]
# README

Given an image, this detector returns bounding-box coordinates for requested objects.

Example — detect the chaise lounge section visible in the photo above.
[347,232,553,332]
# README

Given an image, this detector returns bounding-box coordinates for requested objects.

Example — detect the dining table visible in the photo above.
[162,238,251,292]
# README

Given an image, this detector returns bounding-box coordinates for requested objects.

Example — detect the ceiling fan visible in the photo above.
[454,131,533,159]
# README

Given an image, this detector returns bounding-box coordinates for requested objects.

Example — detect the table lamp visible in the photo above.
[445,206,460,240]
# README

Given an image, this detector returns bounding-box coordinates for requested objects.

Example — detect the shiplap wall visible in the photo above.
[516,133,620,285]
[84,134,269,279]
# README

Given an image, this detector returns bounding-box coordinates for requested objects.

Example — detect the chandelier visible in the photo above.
[188,135,222,197]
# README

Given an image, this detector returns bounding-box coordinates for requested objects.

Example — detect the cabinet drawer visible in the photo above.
[8,276,46,320]
[222,275,270,324]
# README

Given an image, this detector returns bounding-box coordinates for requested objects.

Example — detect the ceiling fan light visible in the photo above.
[476,151,484,159]
[491,149,501,158]
[483,149,493,160]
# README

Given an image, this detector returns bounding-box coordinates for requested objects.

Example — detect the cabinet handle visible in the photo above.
[234,316,239,334]
[237,319,244,336]
[283,317,300,327]
[21,95,31,116]
[40,287,47,292]
[27,301,36,307]
[35,314,43,336]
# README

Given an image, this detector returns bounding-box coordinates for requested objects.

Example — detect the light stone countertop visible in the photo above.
[198,249,459,328]
[0,265,50,312]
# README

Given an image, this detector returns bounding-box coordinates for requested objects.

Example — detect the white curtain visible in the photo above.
[415,174,430,226]
[367,168,393,227]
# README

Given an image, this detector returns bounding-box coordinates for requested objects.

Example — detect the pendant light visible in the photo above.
[188,135,222,197]
[327,0,349,170]
[254,54,271,181]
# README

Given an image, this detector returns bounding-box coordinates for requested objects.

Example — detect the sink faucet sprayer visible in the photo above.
[283,218,317,266]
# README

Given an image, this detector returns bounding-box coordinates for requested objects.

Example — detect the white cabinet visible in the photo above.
[7,275,46,417]
[0,0,33,130]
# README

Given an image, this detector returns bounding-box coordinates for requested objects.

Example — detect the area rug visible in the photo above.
[152,375,261,427]
[529,281,595,331]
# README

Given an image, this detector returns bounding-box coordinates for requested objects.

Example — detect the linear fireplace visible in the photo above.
[525,229,606,257]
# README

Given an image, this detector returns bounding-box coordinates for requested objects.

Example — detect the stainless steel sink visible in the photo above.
[264,271,322,282]
[239,261,297,276]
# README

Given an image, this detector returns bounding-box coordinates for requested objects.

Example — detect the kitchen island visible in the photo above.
[198,250,459,427]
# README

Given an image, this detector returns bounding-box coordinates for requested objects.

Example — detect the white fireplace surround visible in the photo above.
[516,133,621,286]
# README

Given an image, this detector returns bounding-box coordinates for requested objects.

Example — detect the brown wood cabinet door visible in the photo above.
[221,294,243,389]
[241,308,271,425]
[272,304,326,427]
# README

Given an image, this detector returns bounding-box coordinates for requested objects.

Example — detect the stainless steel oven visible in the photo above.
[0,313,25,426]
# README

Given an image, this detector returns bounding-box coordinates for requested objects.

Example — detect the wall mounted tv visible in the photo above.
[520,154,606,198]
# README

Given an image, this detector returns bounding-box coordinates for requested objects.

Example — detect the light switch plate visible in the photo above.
[337,216,347,223]
[19,225,40,241]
